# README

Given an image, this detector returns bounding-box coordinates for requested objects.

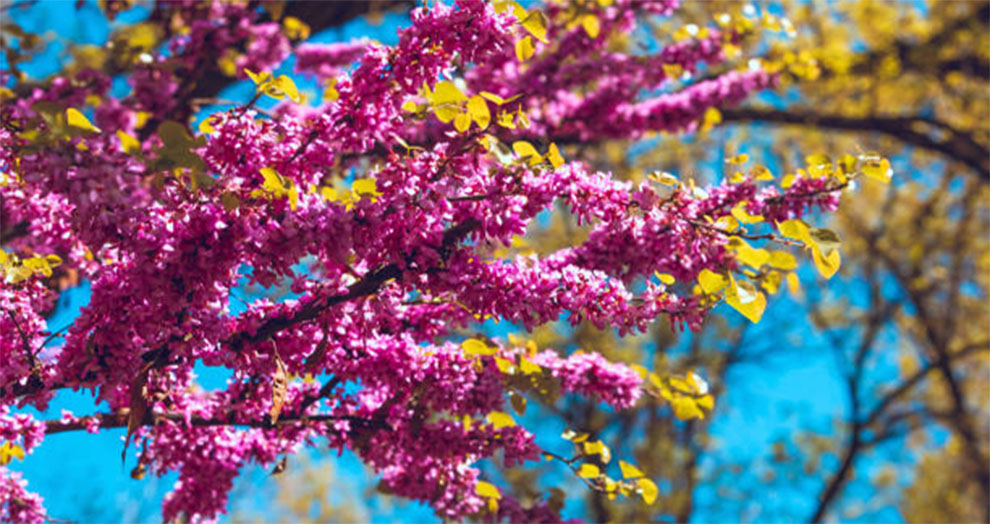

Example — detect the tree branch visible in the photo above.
[721,108,989,181]
[43,411,386,436]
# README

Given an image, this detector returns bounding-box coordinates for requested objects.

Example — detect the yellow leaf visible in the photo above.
[515,105,530,128]
[494,356,515,374]
[577,464,600,478]
[729,238,770,268]
[697,394,715,410]
[480,92,520,106]
[862,156,892,183]
[686,371,709,395]
[401,100,418,112]
[66,108,101,133]
[282,16,310,40]
[260,167,287,193]
[812,246,841,279]
[701,107,722,132]
[487,497,499,513]
[487,411,516,429]
[638,478,659,505]
[786,272,801,294]
[494,0,527,19]
[727,153,749,165]
[655,272,675,285]
[116,130,140,152]
[463,339,496,356]
[475,481,501,499]
[352,178,380,199]
[768,251,797,270]
[581,14,601,38]
[323,78,339,102]
[0,442,25,466]
[432,80,467,105]
[620,460,644,479]
[697,269,726,294]
[454,111,472,132]
[751,165,774,181]
[547,143,564,169]
[521,11,549,43]
[496,111,516,129]
[272,75,301,103]
[515,35,535,61]
[512,141,541,164]
[583,440,604,456]
[519,357,541,374]
[244,68,271,85]
[670,396,705,420]
[731,202,763,224]
[780,174,796,188]
[648,171,679,186]
[434,103,461,123]
[561,430,589,442]
[725,276,766,323]
[778,219,810,243]
[287,184,299,211]
[467,96,491,129]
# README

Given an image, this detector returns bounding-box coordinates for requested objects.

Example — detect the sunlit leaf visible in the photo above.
[463,338,496,356]
[515,35,535,61]
[66,108,101,133]
[812,246,841,279]
[487,411,516,429]
[512,140,542,165]
[467,95,491,129]
[638,478,659,505]
[619,460,644,479]
[116,130,140,153]
[547,143,564,169]
[521,11,549,43]
[475,481,501,499]
[697,269,726,294]
[577,464,600,478]
[581,14,601,38]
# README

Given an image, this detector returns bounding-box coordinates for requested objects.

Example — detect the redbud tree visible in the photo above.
[0,1,891,521]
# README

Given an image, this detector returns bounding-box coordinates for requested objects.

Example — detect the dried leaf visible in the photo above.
[270,351,288,424]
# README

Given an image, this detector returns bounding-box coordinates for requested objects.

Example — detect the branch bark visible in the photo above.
[721,108,989,182]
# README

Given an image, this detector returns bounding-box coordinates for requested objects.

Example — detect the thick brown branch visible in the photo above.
[721,108,990,181]
[227,218,480,351]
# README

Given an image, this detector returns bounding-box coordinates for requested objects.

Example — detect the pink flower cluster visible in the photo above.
[0,0,847,521]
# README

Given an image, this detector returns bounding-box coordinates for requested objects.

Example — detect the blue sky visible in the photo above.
[4,1,913,522]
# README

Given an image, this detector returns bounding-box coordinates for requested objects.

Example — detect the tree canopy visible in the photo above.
[2,1,977,523]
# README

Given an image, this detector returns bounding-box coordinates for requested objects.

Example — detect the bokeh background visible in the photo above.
[3,0,988,522]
